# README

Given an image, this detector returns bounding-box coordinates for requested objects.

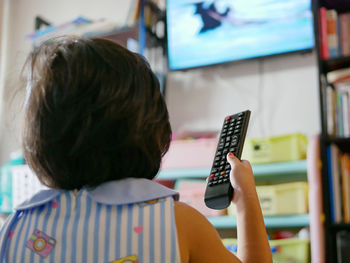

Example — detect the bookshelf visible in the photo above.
[157,160,309,230]
[313,0,350,261]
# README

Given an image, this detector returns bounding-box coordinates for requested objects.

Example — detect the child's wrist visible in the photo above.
[233,188,260,211]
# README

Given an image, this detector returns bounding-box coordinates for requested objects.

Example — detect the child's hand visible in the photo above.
[226,152,257,204]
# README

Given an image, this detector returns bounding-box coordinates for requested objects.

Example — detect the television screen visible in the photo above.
[166,0,314,70]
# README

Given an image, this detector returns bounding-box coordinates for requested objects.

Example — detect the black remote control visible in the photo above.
[204,110,251,210]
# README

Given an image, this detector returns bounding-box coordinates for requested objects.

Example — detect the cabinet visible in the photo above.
[313,0,350,261]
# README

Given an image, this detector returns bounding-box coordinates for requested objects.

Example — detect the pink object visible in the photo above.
[176,180,226,217]
[8,232,14,238]
[51,201,59,209]
[161,139,218,170]
[307,134,325,263]
[153,179,175,189]
[133,225,143,234]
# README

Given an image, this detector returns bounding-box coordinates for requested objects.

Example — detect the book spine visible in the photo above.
[341,154,350,222]
[337,231,350,262]
[319,7,329,60]
[332,144,342,223]
[339,13,350,56]
[327,9,340,58]
[341,91,349,138]
[336,92,343,137]
[326,84,336,136]
[327,145,335,223]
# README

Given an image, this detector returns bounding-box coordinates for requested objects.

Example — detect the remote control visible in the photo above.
[204,110,251,210]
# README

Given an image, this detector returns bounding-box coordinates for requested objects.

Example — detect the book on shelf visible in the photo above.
[339,12,350,56]
[326,144,350,223]
[318,7,329,59]
[326,9,340,58]
[341,154,350,222]
[318,7,350,59]
[336,231,350,263]
[322,69,350,138]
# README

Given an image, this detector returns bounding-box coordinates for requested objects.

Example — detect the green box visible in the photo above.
[222,238,309,263]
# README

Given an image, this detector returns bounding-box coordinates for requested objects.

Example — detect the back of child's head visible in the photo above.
[23,36,171,190]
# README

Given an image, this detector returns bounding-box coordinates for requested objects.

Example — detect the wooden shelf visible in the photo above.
[156,160,307,181]
[321,56,350,72]
[330,223,350,231]
[208,214,310,229]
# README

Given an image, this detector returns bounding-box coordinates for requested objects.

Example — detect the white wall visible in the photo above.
[166,52,320,139]
[0,0,321,166]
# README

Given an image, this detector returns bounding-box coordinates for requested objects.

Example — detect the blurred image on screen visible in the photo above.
[166,0,314,70]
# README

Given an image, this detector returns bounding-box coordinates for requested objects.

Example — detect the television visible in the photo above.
[166,0,315,70]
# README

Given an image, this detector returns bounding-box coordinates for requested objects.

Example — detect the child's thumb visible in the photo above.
[226,152,239,166]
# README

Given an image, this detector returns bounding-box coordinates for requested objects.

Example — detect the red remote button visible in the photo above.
[225,116,231,121]
[210,174,215,178]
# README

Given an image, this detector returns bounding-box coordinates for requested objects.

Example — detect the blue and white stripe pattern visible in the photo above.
[0,179,181,263]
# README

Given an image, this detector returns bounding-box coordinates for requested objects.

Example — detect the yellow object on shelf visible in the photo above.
[222,238,310,263]
[242,133,308,164]
[228,182,309,216]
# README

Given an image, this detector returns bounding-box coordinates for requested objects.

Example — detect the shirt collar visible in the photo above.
[15,178,179,210]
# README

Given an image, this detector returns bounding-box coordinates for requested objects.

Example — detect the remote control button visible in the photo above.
[231,141,238,147]
[227,131,233,136]
[219,165,224,171]
[214,157,220,162]
[215,172,220,177]
[225,116,231,121]
[222,129,228,134]
[210,173,215,178]
[225,170,230,175]
[220,171,226,175]
[228,126,234,131]
[234,129,240,134]
[223,178,229,183]
[216,151,222,157]
[225,164,231,170]
[219,175,224,180]
[208,182,213,186]
[218,179,223,184]
[236,120,242,125]
[229,147,236,152]
[223,149,229,155]
[212,181,218,185]
[219,138,225,143]
[229,122,235,127]
[211,168,218,173]
[219,160,225,166]
[214,162,220,167]
[225,142,230,148]
[225,137,231,142]
[221,133,227,137]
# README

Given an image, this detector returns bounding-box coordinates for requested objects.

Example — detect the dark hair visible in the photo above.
[23,36,171,190]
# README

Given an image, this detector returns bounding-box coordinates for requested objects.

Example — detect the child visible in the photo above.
[0,36,272,262]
